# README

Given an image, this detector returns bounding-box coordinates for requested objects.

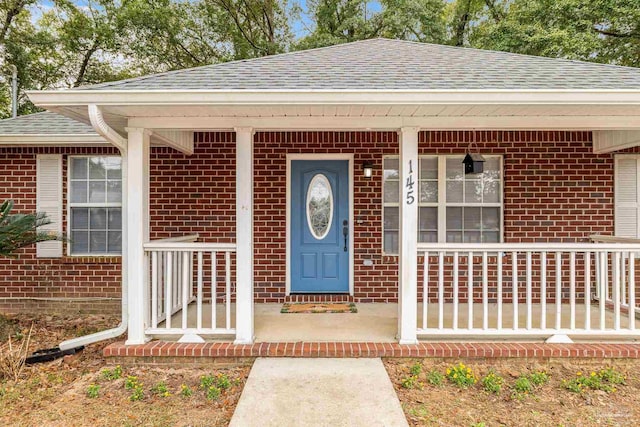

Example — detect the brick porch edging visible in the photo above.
[104,341,640,359]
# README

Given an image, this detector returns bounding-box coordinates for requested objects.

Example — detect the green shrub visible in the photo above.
[401,375,422,389]
[513,377,532,394]
[216,373,231,390]
[445,362,477,388]
[129,384,144,401]
[180,384,193,398]
[86,384,100,398]
[599,367,625,385]
[151,381,170,398]
[124,375,139,390]
[409,363,422,376]
[426,370,444,387]
[206,385,221,400]
[528,371,550,386]
[200,374,215,390]
[562,368,625,394]
[101,365,123,381]
[481,371,503,394]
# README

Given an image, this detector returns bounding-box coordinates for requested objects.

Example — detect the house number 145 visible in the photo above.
[405,160,415,205]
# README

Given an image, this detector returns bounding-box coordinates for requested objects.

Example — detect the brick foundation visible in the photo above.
[103,340,640,360]
[0,131,626,313]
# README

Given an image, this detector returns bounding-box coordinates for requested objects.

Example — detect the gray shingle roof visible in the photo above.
[0,111,95,135]
[81,38,640,91]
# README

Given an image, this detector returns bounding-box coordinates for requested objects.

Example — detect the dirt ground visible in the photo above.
[385,358,640,427]
[0,313,250,427]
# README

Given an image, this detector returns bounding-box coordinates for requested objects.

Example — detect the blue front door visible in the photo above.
[291,160,349,293]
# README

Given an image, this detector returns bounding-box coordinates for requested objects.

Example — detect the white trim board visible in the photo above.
[126,115,640,131]
[285,154,355,296]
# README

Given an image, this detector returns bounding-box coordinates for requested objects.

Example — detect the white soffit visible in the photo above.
[593,130,640,153]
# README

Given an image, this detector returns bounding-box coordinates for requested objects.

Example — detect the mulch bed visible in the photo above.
[385,358,640,426]
[0,313,250,427]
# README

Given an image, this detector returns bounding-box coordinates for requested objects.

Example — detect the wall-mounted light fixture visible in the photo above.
[362,161,374,178]
[463,142,485,174]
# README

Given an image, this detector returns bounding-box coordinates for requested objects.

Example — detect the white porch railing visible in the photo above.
[144,236,236,339]
[416,243,640,339]
[591,235,640,317]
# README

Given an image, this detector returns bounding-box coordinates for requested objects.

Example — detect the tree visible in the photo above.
[0,0,38,117]
[296,0,384,49]
[380,0,446,43]
[205,0,293,58]
[0,200,60,257]
[468,0,640,67]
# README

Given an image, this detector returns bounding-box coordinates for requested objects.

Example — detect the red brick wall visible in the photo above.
[251,130,614,303]
[0,130,621,312]
[0,146,121,314]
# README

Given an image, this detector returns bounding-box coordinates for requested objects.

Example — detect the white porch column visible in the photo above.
[398,127,419,344]
[234,127,254,344]
[124,127,151,345]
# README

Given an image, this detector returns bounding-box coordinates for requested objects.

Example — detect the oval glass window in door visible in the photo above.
[306,174,333,239]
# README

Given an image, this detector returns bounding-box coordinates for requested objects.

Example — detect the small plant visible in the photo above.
[426,370,444,387]
[409,362,422,376]
[180,384,193,398]
[216,373,231,390]
[101,365,123,381]
[200,374,215,390]
[599,367,625,385]
[86,384,100,398]
[206,385,221,400]
[125,375,139,390]
[513,377,533,394]
[151,381,170,398]
[562,368,625,394]
[445,362,477,388]
[481,371,504,394]
[528,371,550,386]
[401,375,422,389]
[129,383,144,401]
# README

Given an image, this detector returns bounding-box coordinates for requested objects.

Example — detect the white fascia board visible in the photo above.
[0,134,108,146]
[26,89,640,107]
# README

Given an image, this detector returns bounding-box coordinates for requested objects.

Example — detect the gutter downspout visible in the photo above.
[59,104,128,351]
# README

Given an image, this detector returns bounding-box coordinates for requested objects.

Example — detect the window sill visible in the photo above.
[62,256,121,265]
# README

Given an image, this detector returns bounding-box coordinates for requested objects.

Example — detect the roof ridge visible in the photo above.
[374,37,640,71]
[80,39,374,91]
[0,111,51,122]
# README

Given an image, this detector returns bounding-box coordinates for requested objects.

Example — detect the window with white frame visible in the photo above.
[383,155,502,254]
[69,157,122,255]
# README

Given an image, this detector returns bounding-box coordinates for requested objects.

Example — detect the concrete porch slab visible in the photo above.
[255,303,397,342]
[229,358,408,427]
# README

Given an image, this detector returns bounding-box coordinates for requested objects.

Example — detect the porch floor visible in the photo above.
[160,303,398,342]
[157,301,639,343]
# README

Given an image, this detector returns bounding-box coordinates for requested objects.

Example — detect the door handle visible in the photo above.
[342,220,348,252]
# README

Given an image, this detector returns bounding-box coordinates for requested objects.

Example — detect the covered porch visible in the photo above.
[28,106,640,345]
[26,38,640,345]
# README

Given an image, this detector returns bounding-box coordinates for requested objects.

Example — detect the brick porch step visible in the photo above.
[104,341,640,359]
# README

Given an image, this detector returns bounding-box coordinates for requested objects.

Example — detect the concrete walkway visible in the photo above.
[229,358,408,427]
